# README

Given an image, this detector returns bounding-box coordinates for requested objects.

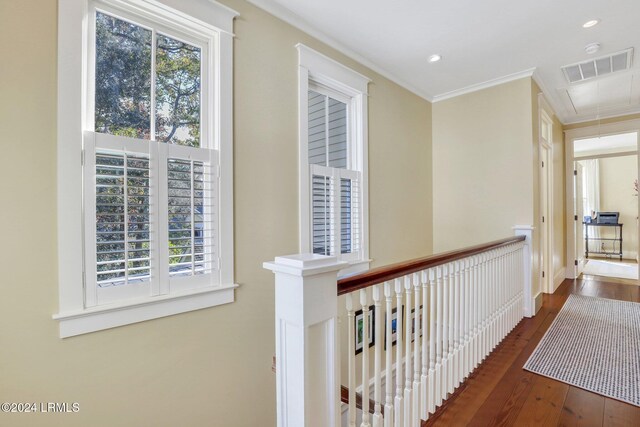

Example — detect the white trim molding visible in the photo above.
[54,285,237,338]
[431,68,536,103]
[56,0,238,337]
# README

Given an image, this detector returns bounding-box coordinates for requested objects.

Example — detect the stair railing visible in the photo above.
[264,227,533,427]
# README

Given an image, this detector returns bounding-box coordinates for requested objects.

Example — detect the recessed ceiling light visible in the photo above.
[428,54,442,63]
[585,42,601,54]
[583,19,600,28]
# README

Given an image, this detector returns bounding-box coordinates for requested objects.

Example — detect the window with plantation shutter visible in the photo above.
[298,45,370,274]
[55,0,237,337]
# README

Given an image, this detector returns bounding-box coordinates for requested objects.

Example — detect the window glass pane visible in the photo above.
[308,90,327,166]
[95,12,151,139]
[95,152,151,287]
[156,35,202,147]
[328,98,347,168]
[308,90,348,168]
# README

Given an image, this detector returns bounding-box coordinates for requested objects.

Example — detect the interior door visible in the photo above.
[575,162,585,276]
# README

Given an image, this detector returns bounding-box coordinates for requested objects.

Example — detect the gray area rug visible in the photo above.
[524,294,640,406]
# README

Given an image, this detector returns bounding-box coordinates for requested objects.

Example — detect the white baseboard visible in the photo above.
[533,292,543,315]
[553,268,565,292]
[565,263,580,280]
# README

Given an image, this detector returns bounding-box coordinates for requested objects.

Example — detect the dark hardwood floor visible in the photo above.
[422,276,640,427]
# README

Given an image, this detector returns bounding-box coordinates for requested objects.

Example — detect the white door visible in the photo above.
[575,162,585,277]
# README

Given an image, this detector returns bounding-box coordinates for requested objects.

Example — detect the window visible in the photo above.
[55,0,238,337]
[297,45,370,274]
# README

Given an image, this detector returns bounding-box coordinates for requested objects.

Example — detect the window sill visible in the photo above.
[338,259,372,278]
[53,284,238,338]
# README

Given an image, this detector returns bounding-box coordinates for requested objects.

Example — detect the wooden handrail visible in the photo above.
[337,235,525,296]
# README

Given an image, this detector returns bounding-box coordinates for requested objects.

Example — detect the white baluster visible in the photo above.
[447,262,455,395]
[420,270,429,421]
[458,259,467,382]
[441,264,449,400]
[373,285,383,427]
[452,261,461,389]
[463,258,470,378]
[347,293,357,427]
[435,265,443,407]
[403,275,412,427]
[501,247,507,339]
[481,253,488,361]
[412,273,421,426]
[489,251,495,351]
[361,289,371,427]
[427,268,436,414]
[472,255,479,369]
[384,282,394,427]
[394,278,404,427]
[498,248,503,342]
[495,249,501,345]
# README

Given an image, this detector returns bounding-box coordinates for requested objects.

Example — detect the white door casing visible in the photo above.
[538,103,553,294]
[575,162,585,277]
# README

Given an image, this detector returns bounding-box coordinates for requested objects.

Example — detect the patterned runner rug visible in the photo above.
[524,294,640,406]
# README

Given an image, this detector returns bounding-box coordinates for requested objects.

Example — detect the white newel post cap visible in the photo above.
[263,253,347,277]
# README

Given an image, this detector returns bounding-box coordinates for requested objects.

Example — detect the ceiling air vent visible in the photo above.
[561,48,634,84]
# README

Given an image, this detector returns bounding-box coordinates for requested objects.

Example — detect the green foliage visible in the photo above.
[94,11,201,146]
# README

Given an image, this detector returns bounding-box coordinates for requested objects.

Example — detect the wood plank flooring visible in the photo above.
[422,277,640,427]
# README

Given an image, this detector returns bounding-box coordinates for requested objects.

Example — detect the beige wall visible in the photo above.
[0,1,433,426]
[598,155,638,260]
[432,78,534,252]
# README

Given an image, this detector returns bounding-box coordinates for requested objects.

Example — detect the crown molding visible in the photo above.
[246,0,434,102]
[562,105,640,125]
[431,68,537,103]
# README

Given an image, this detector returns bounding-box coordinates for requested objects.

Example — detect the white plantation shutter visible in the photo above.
[84,132,219,306]
[311,171,334,255]
[340,174,361,256]
[160,143,219,293]
[310,164,361,261]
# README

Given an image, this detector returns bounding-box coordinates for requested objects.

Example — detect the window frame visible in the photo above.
[297,44,370,276]
[55,0,238,338]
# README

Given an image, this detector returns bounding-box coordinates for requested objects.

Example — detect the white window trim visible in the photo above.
[55,0,238,338]
[297,44,371,276]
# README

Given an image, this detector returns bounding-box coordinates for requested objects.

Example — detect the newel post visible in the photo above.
[264,254,347,427]
[513,225,534,317]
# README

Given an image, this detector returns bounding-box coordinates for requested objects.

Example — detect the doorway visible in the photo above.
[567,127,640,283]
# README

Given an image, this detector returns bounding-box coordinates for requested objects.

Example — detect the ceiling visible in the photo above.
[248,0,640,124]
